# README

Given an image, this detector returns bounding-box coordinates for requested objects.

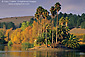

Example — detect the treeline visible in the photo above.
[0,22,16,29]
[20,12,85,29]
[33,12,85,29]
[0,13,85,29]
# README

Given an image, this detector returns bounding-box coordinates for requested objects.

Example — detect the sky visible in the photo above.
[0,0,85,18]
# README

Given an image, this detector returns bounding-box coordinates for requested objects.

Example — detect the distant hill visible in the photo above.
[0,16,34,27]
[69,28,85,34]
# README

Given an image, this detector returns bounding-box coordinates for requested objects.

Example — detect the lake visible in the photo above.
[0,45,85,57]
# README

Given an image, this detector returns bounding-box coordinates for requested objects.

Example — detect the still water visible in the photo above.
[0,45,85,57]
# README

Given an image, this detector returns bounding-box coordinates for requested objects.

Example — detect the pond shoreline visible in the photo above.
[27,46,79,52]
[0,44,82,52]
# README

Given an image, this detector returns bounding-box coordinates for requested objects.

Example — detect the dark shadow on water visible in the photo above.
[0,45,4,51]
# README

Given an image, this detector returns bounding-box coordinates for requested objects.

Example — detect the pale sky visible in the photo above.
[0,0,85,18]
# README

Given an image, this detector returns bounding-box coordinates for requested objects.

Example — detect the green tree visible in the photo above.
[37,6,44,17]
[57,25,69,43]
[50,6,56,43]
[0,29,6,44]
[0,22,15,29]
[81,21,85,29]
[59,17,65,26]
[21,21,30,30]
[42,9,49,47]
[35,6,44,36]
[29,18,35,26]
[54,2,61,44]
[55,2,61,25]
[6,22,15,29]
[65,17,70,27]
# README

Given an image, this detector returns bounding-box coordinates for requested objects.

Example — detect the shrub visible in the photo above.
[8,41,13,46]
[48,40,51,45]
[22,42,34,48]
[62,34,80,49]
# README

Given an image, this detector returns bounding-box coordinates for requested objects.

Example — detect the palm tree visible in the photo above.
[50,6,56,43]
[45,24,51,47]
[37,6,44,36]
[42,9,49,47]
[37,6,44,18]
[42,9,49,19]
[35,12,40,36]
[50,6,56,18]
[35,6,44,36]
[35,12,39,20]
[55,2,61,25]
[42,9,49,32]
[54,2,61,44]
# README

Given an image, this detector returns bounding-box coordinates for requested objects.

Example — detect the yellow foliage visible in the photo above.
[21,26,33,43]
[5,28,13,42]
[11,28,22,44]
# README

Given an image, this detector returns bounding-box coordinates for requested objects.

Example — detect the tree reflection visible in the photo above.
[2,46,84,57]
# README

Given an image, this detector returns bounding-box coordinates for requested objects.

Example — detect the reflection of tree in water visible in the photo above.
[36,51,81,57]
[0,45,4,51]
[36,51,57,57]
[2,46,84,57]
[56,51,80,57]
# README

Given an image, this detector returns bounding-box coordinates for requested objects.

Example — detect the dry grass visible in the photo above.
[69,28,85,34]
[0,16,34,27]
[69,28,85,45]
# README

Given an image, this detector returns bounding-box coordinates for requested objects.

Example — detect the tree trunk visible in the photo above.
[37,21,40,36]
[46,27,47,47]
[61,22,63,26]
[43,18,45,33]
[41,25,42,37]
[56,10,58,44]
[52,16,54,44]
[56,26,57,44]
[38,29,39,36]
[52,30,54,43]
[66,22,68,27]
[57,10,58,25]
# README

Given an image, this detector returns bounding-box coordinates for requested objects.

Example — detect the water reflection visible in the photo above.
[0,46,85,57]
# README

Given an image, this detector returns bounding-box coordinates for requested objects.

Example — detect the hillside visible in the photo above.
[69,28,85,34]
[0,16,34,27]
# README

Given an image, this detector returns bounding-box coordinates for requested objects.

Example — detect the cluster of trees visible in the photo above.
[0,2,84,49]
[0,29,6,44]
[51,12,85,29]
[0,13,85,30]
[0,22,16,29]
[28,13,85,29]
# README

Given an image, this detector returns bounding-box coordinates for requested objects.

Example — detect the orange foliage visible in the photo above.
[21,26,33,43]
[11,28,22,44]
[5,28,13,42]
